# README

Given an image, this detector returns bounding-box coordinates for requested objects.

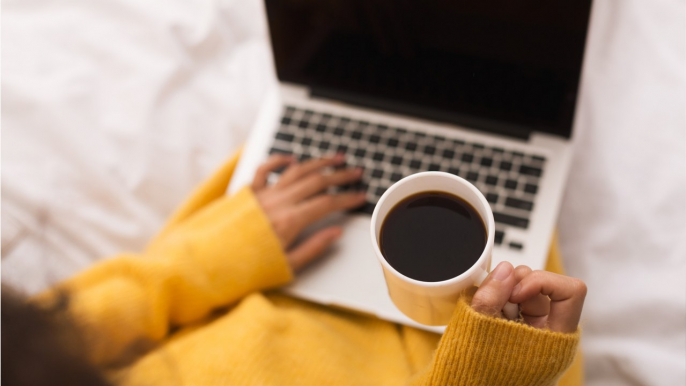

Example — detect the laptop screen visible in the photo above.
[265,0,592,139]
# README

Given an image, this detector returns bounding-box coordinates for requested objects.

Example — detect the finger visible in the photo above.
[510,271,587,333]
[287,226,342,271]
[294,192,367,228]
[513,265,550,327]
[471,262,516,318]
[281,167,363,203]
[251,154,295,191]
[276,154,344,188]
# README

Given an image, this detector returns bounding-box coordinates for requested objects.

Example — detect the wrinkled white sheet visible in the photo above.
[2,0,685,384]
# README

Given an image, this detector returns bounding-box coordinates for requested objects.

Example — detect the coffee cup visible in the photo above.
[370,171,495,326]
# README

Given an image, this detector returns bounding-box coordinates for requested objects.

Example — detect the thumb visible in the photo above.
[471,261,517,318]
[286,227,342,272]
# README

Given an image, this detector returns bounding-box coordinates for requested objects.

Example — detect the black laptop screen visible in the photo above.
[265,0,592,139]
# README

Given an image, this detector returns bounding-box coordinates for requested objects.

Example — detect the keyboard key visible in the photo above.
[415,132,426,138]
[428,163,441,171]
[316,124,327,132]
[319,141,330,150]
[354,148,366,158]
[519,165,542,177]
[424,146,436,155]
[372,152,384,161]
[390,172,403,182]
[396,127,407,134]
[322,113,332,121]
[351,131,363,140]
[486,193,499,204]
[377,124,388,131]
[369,134,381,144]
[304,109,314,117]
[532,155,546,162]
[337,144,348,153]
[409,160,422,169]
[448,167,460,176]
[281,116,292,125]
[492,147,504,153]
[434,135,446,142]
[333,127,345,136]
[512,151,524,158]
[505,197,534,211]
[405,142,418,151]
[354,202,376,215]
[301,137,312,146]
[485,175,498,186]
[495,230,505,245]
[269,146,292,155]
[524,183,539,195]
[371,169,384,178]
[391,156,403,165]
[275,132,295,142]
[462,153,474,163]
[452,139,465,146]
[505,179,518,190]
[472,143,485,150]
[442,149,455,159]
[375,186,386,196]
[494,212,529,229]
[509,242,523,250]
[466,171,479,182]
[298,120,309,129]
[481,157,493,167]
[387,138,399,147]
[499,161,513,171]
[285,106,295,115]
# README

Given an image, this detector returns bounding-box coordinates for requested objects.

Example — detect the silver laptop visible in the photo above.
[228,0,593,332]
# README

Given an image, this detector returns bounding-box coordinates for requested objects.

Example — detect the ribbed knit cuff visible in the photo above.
[421,297,580,386]
[146,185,294,297]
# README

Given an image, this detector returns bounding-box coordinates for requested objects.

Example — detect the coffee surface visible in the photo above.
[380,191,486,282]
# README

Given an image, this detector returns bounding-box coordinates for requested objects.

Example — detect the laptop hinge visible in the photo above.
[311,87,532,141]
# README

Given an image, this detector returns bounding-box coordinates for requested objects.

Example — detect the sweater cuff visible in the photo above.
[424,296,580,386]
[148,185,294,298]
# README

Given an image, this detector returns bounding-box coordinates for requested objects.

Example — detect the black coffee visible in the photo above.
[380,191,486,282]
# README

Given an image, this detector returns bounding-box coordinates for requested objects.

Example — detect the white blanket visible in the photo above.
[2,0,685,384]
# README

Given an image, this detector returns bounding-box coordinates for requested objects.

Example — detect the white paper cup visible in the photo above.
[370,172,495,326]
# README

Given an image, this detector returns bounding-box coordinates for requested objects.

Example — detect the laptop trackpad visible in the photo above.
[281,213,445,333]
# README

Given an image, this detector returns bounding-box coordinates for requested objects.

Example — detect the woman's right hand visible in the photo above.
[250,153,366,272]
[471,262,587,333]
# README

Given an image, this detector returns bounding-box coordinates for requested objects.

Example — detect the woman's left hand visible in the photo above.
[251,154,366,272]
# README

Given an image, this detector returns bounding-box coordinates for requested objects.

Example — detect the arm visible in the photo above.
[411,262,586,386]
[34,152,365,367]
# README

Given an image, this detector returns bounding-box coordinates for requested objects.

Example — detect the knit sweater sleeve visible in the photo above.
[35,154,293,367]
[410,294,580,386]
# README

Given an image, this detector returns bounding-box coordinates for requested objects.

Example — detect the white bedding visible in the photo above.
[2,0,685,384]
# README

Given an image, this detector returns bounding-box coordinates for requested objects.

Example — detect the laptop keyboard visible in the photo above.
[268,106,547,251]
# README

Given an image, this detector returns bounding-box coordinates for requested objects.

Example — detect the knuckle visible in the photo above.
[323,195,337,208]
[314,173,328,187]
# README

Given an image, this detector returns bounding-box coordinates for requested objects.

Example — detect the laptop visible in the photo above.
[228,0,593,332]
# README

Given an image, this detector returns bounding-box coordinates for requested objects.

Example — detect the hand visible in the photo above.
[251,154,366,272]
[471,262,587,333]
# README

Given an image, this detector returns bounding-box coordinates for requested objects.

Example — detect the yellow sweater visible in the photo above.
[38,152,583,386]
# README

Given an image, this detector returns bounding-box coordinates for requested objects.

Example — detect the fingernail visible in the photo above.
[492,262,513,282]
[512,283,522,297]
[330,228,343,240]
[355,168,364,175]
